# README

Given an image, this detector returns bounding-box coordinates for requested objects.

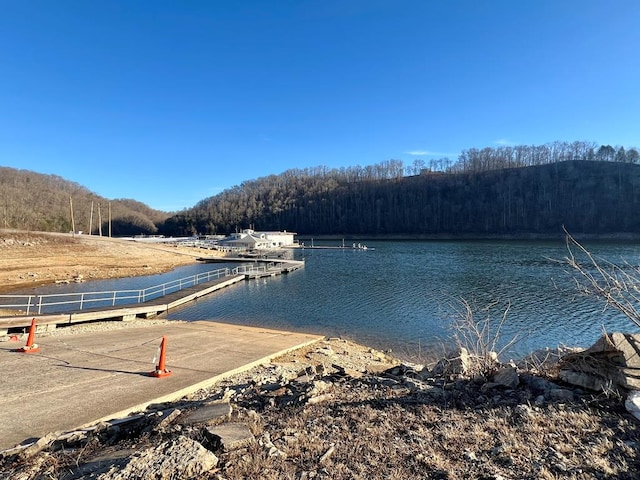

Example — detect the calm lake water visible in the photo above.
[23,240,640,361]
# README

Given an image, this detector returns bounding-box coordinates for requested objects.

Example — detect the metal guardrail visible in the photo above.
[234,264,271,275]
[0,267,235,315]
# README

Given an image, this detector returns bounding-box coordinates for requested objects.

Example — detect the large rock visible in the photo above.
[492,366,519,389]
[559,332,640,391]
[178,401,232,426]
[205,423,256,451]
[432,347,470,376]
[98,436,218,480]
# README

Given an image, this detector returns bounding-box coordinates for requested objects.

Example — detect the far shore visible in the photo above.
[297,232,640,242]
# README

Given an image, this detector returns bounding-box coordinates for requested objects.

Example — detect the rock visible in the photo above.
[492,366,519,389]
[97,436,218,480]
[520,373,560,393]
[18,432,59,460]
[205,423,255,451]
[559,332,640,391]
[625,391,640,421]
[306,393,333,405]
[332,363,364,378]
[432,347,470,376]
[154,408,182,432]
[547,388,575,402]
[178,401,232,426]
[316,347,334,356]
[403,378,429,391]
[259,432,288,458]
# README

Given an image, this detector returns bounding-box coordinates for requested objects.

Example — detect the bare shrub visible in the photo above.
[450,298,518,376]
[563,228,640,329]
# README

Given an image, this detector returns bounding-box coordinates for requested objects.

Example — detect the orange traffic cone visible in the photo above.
[18,318,40,353]
[149,336,172,378]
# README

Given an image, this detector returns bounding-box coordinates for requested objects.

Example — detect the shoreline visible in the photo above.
[2,318,639,479]
[297,232,640,242]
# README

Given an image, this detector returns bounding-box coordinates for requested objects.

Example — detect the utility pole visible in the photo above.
[89,201,94,235]
[108,202,112,238]
[69,196,76,237]
[98,203,103,236]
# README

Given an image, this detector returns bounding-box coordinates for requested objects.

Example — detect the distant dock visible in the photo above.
[296,246,375,251]
[293,242,375,251]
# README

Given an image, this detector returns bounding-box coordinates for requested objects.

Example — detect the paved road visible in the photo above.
[0,321,323,451]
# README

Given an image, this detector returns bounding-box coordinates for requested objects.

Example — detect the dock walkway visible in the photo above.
[0,274,245,333]
[0,260,304,333]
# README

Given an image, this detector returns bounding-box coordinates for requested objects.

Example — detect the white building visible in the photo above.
[217,229,296,250]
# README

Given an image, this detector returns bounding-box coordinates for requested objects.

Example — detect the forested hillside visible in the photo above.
[0,167,169,235]
[4,141,640,238]
[161,141,640,237]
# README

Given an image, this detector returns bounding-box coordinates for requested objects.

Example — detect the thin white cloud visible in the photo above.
[404,150,457,157]
[405,150,429,156]
[493,138,515,146]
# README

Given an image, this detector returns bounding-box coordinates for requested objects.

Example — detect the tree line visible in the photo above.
[4,141,640,238]
[161,141,640,237]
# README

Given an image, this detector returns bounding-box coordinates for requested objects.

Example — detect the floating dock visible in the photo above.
[0,260,304,333]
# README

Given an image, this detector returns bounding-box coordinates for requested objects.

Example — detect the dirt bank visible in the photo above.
[0,230,219,293]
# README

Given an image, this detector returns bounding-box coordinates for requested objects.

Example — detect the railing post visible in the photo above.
[38,295,43,314]
[80,293,84,310]
[26,295,32,315]
[112,291,117,306]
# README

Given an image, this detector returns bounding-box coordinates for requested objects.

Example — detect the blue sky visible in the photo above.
[1,1,639,211]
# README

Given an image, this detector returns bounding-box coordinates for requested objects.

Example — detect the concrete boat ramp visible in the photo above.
[0,321,323,452]
[0,258,316,453]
